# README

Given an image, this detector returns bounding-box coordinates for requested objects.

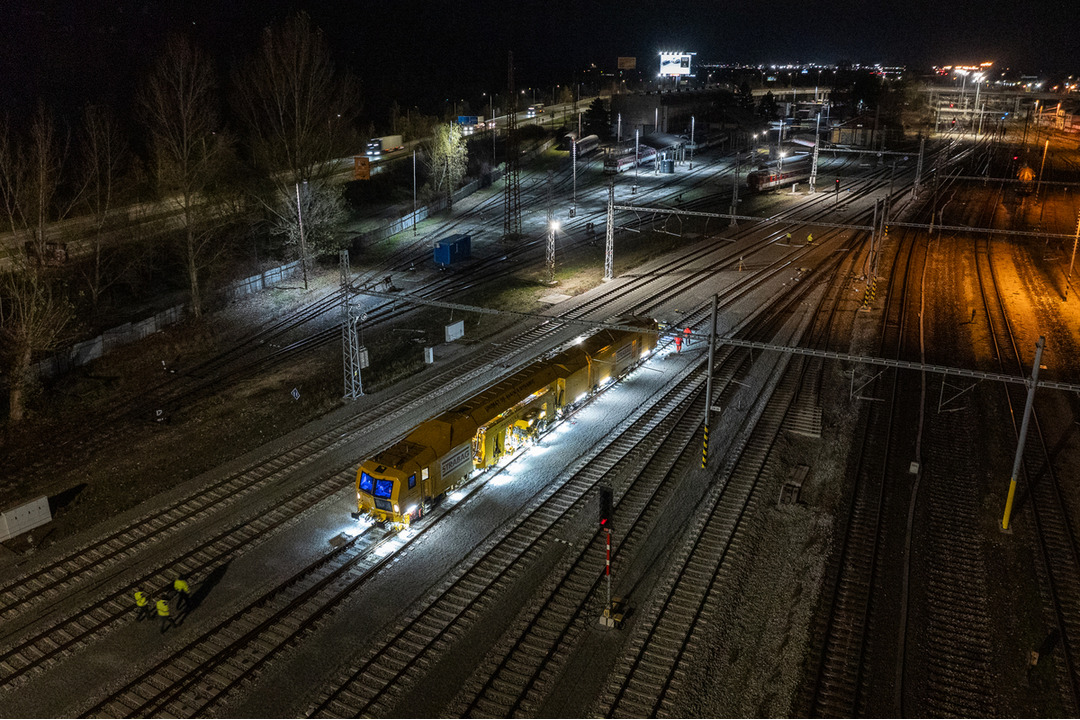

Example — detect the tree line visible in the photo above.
[0,13,382,425]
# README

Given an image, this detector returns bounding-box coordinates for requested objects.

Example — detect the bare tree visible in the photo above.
[0,106,84,258]
[270,181,347,259]
[232,12,359,270]
[233,12,359,187]
[425,123,467,211]
[0,268,72,423]
[0,110,77,424]
[138,35,230,318]
[77,104,129,317]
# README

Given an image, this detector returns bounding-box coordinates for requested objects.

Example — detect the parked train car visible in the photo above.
[746,158,812,191]
[574,134,601,155]
[603,146,658,174]
[355,317,658,526]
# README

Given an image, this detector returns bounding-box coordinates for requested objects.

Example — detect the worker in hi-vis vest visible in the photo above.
[133,591,151,621]
[156,598,175,634]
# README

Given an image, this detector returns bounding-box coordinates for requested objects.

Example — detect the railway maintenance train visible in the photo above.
[746,157,812,192]
[603,146,658,174]
[355,317,658,526]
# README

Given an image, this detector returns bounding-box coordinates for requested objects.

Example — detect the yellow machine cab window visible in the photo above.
[359,471,375,495]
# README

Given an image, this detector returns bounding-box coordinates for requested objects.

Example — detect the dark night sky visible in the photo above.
[0,0,1076,120]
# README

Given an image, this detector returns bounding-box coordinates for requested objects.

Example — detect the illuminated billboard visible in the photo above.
[659,53,693,76]
[618,57,637,70]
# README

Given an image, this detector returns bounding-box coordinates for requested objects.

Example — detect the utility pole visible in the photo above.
[1066,213,1080,301]
[689,116,695,170]
[547,170,556,284]
[412,150,417,236]
[1036,139,1050,199]
[810,113,820,192]
[867,199,880,279]
[340,250,364,399]
[1001,336,1045,531]
[604,181,615,281]
[295,182,308,290]
[633,128,640,194]
[702,294,718,468]
[547,220,558,284]
[913,137,926,198]
[502,51,522,242]
[730,156,740,227]
[570,138,577,217]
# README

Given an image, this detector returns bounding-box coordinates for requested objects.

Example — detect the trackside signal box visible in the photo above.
[599,486,613,527]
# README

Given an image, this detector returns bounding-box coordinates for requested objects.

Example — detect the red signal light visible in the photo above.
[599,486,613,527]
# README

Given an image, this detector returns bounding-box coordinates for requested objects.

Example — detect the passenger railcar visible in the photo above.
[603,146,657,174]
[573,134,600,155]
[746,160,812,191]
[355,318,658,526]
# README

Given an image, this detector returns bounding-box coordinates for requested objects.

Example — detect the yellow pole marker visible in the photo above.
[1001,336,1045,531]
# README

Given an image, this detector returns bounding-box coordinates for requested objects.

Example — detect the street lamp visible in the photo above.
[689,116,695,169]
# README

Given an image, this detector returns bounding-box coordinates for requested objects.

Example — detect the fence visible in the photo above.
[33,139,557,380]
[349,136,557,249]
[35,260,303,379]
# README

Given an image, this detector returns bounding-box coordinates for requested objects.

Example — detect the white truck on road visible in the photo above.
[365,135,404,156]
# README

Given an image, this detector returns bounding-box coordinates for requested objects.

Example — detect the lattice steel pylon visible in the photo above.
[604,181,615,280]
[502,51,522,243]
[546,171,556,283]
[340,250,363,398]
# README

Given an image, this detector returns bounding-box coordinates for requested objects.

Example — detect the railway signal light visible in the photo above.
[599,486,613,527]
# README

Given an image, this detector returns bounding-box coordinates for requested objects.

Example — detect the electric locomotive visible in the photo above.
[355,318,657,526]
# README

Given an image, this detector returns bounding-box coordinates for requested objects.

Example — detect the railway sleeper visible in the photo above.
[927,656,994,684]
[362,662,400,689]
[926,675,994,702]
[144,673,172,692]
[113,694,145,713]
[928,682,997,709]
[503,656,537,677]
[491,675,526,697]
[471,693,516,716]
[382,644,416,665]
[925,634,993,663]
[618,683,664,709]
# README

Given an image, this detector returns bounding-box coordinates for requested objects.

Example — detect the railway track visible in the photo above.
[977,228,1080,711]
[302,353,708,717]
[14,148,877,492]
[441,205,867,718]
[0,145,898,713]
[801,191,927,716]
[340,194,871,718]
[894,184,1003,716]
[2,153,885,621]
